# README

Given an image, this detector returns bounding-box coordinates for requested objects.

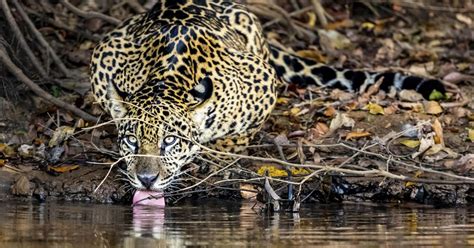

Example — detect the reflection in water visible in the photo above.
[0,200,474,247]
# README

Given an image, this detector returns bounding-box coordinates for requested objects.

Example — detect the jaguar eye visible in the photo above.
[126,135,137,144]
[163,136,177,146]
[123,135,138,151]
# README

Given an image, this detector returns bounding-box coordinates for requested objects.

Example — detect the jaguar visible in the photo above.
[90,0,445,195]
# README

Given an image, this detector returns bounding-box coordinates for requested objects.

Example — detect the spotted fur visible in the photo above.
[90,0,444,191]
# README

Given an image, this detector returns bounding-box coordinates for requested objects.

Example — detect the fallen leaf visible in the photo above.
[0,159,4,167]
[429,89,445,101]
[400,139,421,148]
[399,90,424,102]
[469,129,474,142]
[47,164,80,173]
[383,105,398,115]
[423,101,443,115]
[0,144,16,157]
[326,19,354,30]
[456,13,472,26]
[330,89,353,101]
[364,102,385,115]
[18,145,34,159]
[345,131,371,140]
[274,134,290,146]
[308,122,329,140]
[324,106,337,117]
[432,119,444,145]
[412,132,435,159]
[329,112,355,132]
[306,12,316,27]
[49,126,75,147]
[289,107,301,116]
[318,29,351,50]
[296,49,327,63]
[408,62,434,77]
[405,171,423,187]
[257,165,287,177]
[277,97,290,104]
[452,154,474,173]
[257,165,309,177]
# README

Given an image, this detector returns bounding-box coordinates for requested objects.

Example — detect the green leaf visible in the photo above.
[429,89,445,101]
[51,85,61,98]
[400,139,421,148]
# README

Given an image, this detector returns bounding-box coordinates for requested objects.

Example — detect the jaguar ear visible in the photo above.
[106,83,128,120]
[189,77,213,108]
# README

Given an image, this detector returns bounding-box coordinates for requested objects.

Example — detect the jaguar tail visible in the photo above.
[268,44,445,99]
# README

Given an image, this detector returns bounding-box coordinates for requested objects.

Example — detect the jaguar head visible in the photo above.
[107,88,201,191]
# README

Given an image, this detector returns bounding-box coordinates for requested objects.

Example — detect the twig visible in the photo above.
[59,0,121,25]
[24,6,101,42]
[262,6,313,28]
[11,0,71,77]
[310,0,328,27]
[0,43,98,122]
[1,0,47,78]
[126,0,146,13]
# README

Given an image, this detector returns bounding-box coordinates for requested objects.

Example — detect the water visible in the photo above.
[1,200,473,247]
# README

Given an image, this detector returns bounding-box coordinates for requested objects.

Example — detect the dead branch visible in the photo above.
[1,0,47,78]
[0,42,98,122]
[59,0,121,25]
[24,6,102,42]
[310,0,328,27]
[11,0,71,77]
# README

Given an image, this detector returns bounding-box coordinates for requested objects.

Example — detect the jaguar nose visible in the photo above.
[137,173,158,188]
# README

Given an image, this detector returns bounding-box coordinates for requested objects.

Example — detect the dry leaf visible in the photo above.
[330,89,353,101]
[400,139,421,148]
[274,134,290,146]
[345,131,371,140]
[0,144,16,157]
[364,103,385,115]
[0,159,4,167]
[277,97,289,104]
[412,133,435,159]
[48,164,80,173]
[309,122,329,140]
[318,29,351,50]
[49,126,75,147]
[324,106,337,117]
[289,107,301,116]
[423,101,443,115]
[456,14,472,26]
[383,105,398,115]
[432,119,444,145]
[296,49,326,63]
[452,154,474,173]
[329,112,355,132]
[469,129,474,142]
[399,90,424,102]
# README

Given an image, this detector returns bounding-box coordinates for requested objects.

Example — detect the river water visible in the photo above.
[0,200,473,247]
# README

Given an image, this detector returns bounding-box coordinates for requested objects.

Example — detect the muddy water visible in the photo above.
[1,200,473,248]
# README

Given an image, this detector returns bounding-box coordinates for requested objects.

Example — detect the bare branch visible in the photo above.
[0,43,98,122]
[11,0,72,77]
[59,0,121,25]
[0,0,47,77]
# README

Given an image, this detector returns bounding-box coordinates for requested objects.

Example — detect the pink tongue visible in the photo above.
[132,190,166,207]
